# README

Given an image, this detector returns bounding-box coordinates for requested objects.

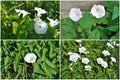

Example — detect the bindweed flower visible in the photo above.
[47,17,59,27]
[96,57,104,64]
[97,58,108,68]
[79,47,89,54]
[102,50,110,56]
[34,17,48,34]
[75,39,81,43]
[68,52,80,62]
[84,65,92,71]
[24,53,37,63]
[111,57,116,63]
[112,41,116,46]
[69,63,73,71]
[106,42,114,48]
[69,8,83,22]
[101,61,108,68]
[34,17,43,23]
[34,21,48,34]
[82,58,90,64]
[35,7,47,17]
[79,47,86,53]
[90,4,105,18]
[15,9,30,17]
[116,43,120,47]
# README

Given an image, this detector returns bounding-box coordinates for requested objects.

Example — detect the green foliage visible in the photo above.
[1,1,59,39]
[61,1,119,39]
[61,18,76,39]
[61,40,119,79]
[1,41,59,79]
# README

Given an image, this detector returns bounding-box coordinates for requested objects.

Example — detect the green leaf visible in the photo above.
[29,45,33,52]
[32,63,45,75]
[49,42,54,58]
[78,12,93,32]
[61,24,75,33]
[106,25,119,32]
[110,32,119,39]
[88,28,100,39]
[18,65,22,74]
[33,62,45,75]
[42,48,48,59]
[10,51,16,57]
[12,22,18,35]
[62,32,76,39]
[45,64,58,75]
[102,1,119,12]
[61,18,76,33]
[13,61,17,72]
[34,49,41,58]
[4,56,9,72]
[45,59,56,68]
[3,41,7,48]
[112,6,119,20]
[93,11,109,25]
[61,18,74,27]
[14,54,20,72]
[41,63,52,78]
[97,26,111,39]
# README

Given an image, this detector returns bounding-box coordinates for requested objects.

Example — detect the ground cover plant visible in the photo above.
[1,1,59,39]
[1,40,59,79]
[61,40,119,79]
[61,1,119,39]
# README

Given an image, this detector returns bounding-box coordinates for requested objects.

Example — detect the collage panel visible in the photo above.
[61,1,119,39]
[61,40,119,79]
[0,0,120,79]
[1,40,60,79]
[1,0,60,39]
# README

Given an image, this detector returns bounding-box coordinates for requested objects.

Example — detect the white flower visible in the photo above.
[15,9,30,17]
[34,21,48,34]
[79,47,86,53]
[34,17,48,34]
[80,44,82,47]
[68,52,72,55]
[68,52,80,62]
[111,57,116,63]
[106,42,114,48]
[24,53,37,63]
[34,17,43,23]
[34,7,47,17]
[112,41,116,46]
[47,17,59,27]
[96,57,104,64]
[116,43,120,47]
[75,40,81,43]
[84,65,92,71]
[69,8,83,22]
[97,58,108,68]
[69,63,73,71]
[101,61,108,68]
[90,4,105,18]
[82,58,90,64]
[102,50,110,56]
[79,47,89,54]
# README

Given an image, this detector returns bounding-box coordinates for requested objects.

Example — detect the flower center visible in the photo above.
[96,8,100,12]
[29,56,34,61]
[38,25,42,30]
[75,13,80,17]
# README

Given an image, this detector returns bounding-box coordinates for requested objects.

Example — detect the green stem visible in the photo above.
[25,63,27,79]
[75,22,80,39]
[83,29,88,39]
